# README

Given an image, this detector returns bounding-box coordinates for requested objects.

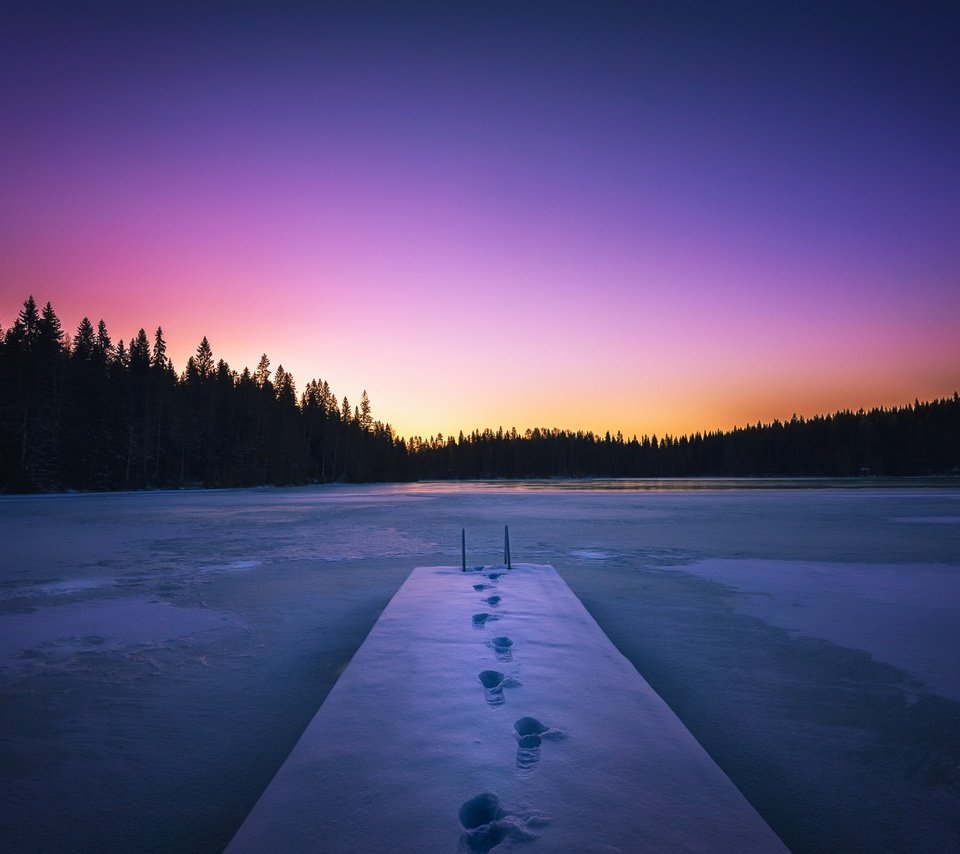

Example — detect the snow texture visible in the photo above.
[227,564,786,853]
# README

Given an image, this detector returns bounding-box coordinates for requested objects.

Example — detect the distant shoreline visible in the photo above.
[417,475,960,491]
[3,474,960,499]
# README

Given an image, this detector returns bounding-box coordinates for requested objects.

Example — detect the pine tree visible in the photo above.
[130,329,150,372]
[38,302,65,352]
[274,365,297,405]
[152,327,167,370]
[194,337,214,380]
[4,297,66,488]
[94,319,114,364]
[73,318,95,360]
[359,389,372,431]
[149,327,175,483]
[114,339,129,369]
[14,295,41,350]
[254,354,271,388]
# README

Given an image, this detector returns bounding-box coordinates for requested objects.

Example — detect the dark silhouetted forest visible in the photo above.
[0,296,407,491]
[1,296,958,492]
[410,401,959,480]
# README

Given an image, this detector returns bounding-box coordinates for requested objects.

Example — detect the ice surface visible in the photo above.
[0,597,231,667]
[227,565,785,852]
[1,483,958,851]
[662,558,960,701]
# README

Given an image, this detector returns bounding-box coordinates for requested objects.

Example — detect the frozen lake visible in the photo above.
[2,481,959,851]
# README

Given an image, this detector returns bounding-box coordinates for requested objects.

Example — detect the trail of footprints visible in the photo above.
[459,565,563,851]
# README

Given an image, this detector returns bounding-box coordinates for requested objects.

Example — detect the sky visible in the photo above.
[2,1,958,441]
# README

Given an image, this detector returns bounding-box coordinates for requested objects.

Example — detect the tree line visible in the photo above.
[1,295,957,492]
[411,398,959,480]
[0,296,406,491]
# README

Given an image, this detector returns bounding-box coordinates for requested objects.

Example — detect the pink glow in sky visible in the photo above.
[2,2,958,441]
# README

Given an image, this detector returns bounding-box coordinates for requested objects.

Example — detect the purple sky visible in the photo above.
[2,1,958,439]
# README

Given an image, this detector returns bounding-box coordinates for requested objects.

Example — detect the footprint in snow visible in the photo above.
[472,612,499,629]
[458,792,547,852]
[489,636,513,662]
[478,670,519,706]
[513,717,563,776]
[482,595,501,607]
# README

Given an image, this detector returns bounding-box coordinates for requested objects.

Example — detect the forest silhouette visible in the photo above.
[1,296,957,492]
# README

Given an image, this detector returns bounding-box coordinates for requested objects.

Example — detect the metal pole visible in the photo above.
[504,524,511,569]
[461,528,466,571]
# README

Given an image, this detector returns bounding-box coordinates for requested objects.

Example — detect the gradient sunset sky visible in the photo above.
[2,1,958,440]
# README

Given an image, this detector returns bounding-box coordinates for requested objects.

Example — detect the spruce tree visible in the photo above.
[360,390,372,431]
[152,327,167,370]
[15,295,41,350]
[94,319,113,364]
[73,318,95,360]
[38,302,65,352]
[130,329,150,372]
[254,354,271,388]
[194,337,214,380]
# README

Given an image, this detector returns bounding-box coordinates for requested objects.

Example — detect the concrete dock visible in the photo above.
[228,564,786,852]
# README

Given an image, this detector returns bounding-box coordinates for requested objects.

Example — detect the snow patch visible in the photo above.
[0,577,116,601]
[37,578,109,595]
[224,559,261,570]
[569,549,618,560]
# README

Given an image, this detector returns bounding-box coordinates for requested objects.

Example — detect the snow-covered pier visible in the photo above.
[227,564,786,852]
